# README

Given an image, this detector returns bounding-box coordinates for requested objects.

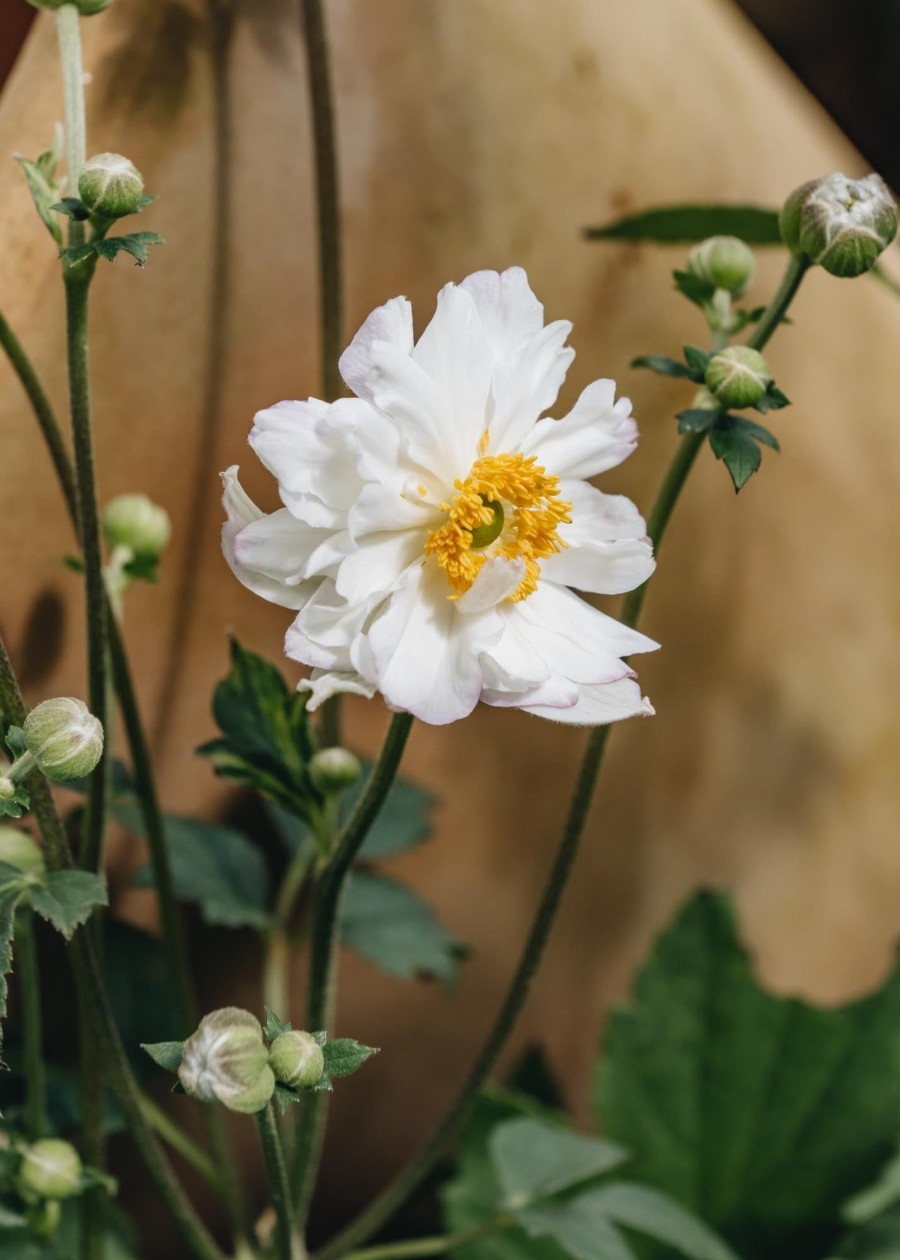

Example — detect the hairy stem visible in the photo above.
[258,1103,303,1260]
[15,909,46,1142]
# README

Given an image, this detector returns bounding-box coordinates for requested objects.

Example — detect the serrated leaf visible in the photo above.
[141,1041,184,1073]
[130,812,273,930]
[491,1117,629,1206]
[0,791,28,821]
[16,153,63,245]
[93,232,164,264]
[274,1082,304,1114]
[581,1184,739,1260]
[585,205,781,245]
[752,383,791,414]
[708,422,763,491]
[0,871,28,1063]
[728,416,780,451]
[595,892,900,1260]
[51,196,91,222]
[630,356,695,380]
[264,1009,292,1044]
[321,1038,378,1079]
[5,728,26,760]
[517,1200,637,1260]
[676,408,718,435]
[341,870,465,986]
[683,346,712,376]
[28,870,107,939]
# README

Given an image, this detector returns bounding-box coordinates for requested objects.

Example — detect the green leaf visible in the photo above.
[491,1117,629,1206]
[516,1200,637,1260]
[51,196,91,222]
[198,639,320,821]
[844,1149,900,1225]
[833,1201,900,1258]
[752,383,791,414]
[708,421,763,491]
[28,870,107,939]
[0,791,28,821]
[141,1041,184,1073]
[580,1184,739,1260]
[682,346,712,377]
[130,813,273,930]
[5,728,26,760]
[728,416,780,451]
[676,409,718,435]
[630,356,695,380]
[16,147,63,246]
[595,892,900,1260]
[673,270,716,307]
[321,1038,378,1079]
[341,870,465,985]
[60,232,165,269]
[0,870,27,1063]
[264,1008,292,1044]
[273,1082,304,1114]
[350,771,436,860]
[585,205,782,245]
[103,918,181,1064]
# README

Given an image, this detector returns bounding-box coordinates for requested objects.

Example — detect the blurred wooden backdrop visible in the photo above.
[3,0,900,1251]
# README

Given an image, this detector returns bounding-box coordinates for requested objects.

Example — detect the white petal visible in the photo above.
[339,295,414,402]
[412,283,494,470]
[482,676,579,710]
[522,379,637,478]
[455,556,525,613]
[521,676,654,725]
[542,483,655,596]
[220,467,314,611]
[348,480,442,539]
[489,321,574,453]
[335,528,429,604]
[285,580,367,671]
[250,398,361,524]
[299,670,377,709]
[367,562,499,725]
[367,341,455,477]
[459,267,545,356]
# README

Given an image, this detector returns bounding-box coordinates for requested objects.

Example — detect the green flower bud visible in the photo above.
[103,493,171,558]
[705,346,771,409]
[17,1140,82,1202]
[27,0,113,12]
[269,1031,325,1089]
[23,697,104,784]
[0,778,16,801]
[309,747,362,794]
[0,827,44,877]
[780,173,898,277]
[179,1008,275,1115]
[79,153,144,220]
[687,235,755,298]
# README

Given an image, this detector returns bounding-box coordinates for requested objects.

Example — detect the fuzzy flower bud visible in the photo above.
[27,0,113,12]
[780,173,898,277]
[687,235,755,298]
[79,153,144,220]
[0,827,44,877]
[17,1140,82,1202]
[309,747,362,794]
[23,698,104,784]
[0,779,16,801]
[103,493,171,559]
[178,1008,275,1115]
[705,346,771,409]
[269,1031,325,1089]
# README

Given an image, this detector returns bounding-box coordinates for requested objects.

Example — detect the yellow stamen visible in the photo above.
[424,452,571,602]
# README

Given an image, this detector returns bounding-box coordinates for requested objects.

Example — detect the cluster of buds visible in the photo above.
[781,172,898,277]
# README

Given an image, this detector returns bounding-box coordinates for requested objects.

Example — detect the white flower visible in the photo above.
[222,267,658,726]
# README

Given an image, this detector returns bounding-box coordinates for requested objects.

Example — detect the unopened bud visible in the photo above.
[79,153,144,220]
[103,493,170,558]
[23,698,104,784]
[780,173,898,277]
[309,748,362,794]
[269,1031,325,1089]
[705,346,771,409]
[0,779,16,801]
[0,827,44,877]
[687,235,755,298]
[17,1140,82,1202]
[179,1008,275,1115]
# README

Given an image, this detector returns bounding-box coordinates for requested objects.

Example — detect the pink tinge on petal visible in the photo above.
[339,294,414,401]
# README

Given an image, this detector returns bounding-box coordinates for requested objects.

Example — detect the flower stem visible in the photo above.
[291,713,414,1222]
[15,908,46,1142]
[257,1103,302,1260]
[56,5,86,217]
[264,848,316,1018]
[140,1092,221,1191]
[312,254,813,1260]
[343,1217,511,1260]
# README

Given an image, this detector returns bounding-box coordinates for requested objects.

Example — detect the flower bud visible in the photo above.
[27,0,113,12]
[79,153,144,220]
[309,747,362,794]
[0,778,16,801]
[179,1008,275,1115]
[0,827,44,877]
[23,698,104,784]
[269,1031,325,1089]
[705,346,771,409]
[17,1140,82,1202]
[103,493,171,559]
[780,173,898,277]
[687,235,755,298]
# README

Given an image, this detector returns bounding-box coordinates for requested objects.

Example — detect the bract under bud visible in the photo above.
[23,698,104,784]
[780,172,898,277]
[705,346,771,409]
[687,235,755,298]
[269,1030,325,1089]
[79,152,144,220]
[179,1008,275,1115]
[0,827,44,877]
[103,493,171,558]
[17,1140,82,1202]
[309,747,362,794]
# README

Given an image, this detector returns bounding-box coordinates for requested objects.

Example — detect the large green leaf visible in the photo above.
[585,205,781,244]
[131,813,273,930]
[0,863,30,1063]
[341,871,464,985]
[595,892,900,1260]
[517,1200,636,1260]
[28,870,107,939]
[833,1202,900,1258]
[103,919,181,1063]
[348,770,436,860]
[491,1118,628,1205]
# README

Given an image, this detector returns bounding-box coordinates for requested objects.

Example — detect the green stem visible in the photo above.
[56,5,86,236]
[299,0,343,750]
[140,1092,221,1191]
[15,908,46,1142]
[291,714,414,1222]
[312,255,812,1260]
[0,310,77,523]
[257,1103,302,1260]
[344,1217,510,1260]
[264,848,316,1018]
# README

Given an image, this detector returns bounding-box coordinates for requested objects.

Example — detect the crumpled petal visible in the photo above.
[522,379,637,479]
[221,467,315,610]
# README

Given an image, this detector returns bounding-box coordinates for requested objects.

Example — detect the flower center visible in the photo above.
[424,451,571,602]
